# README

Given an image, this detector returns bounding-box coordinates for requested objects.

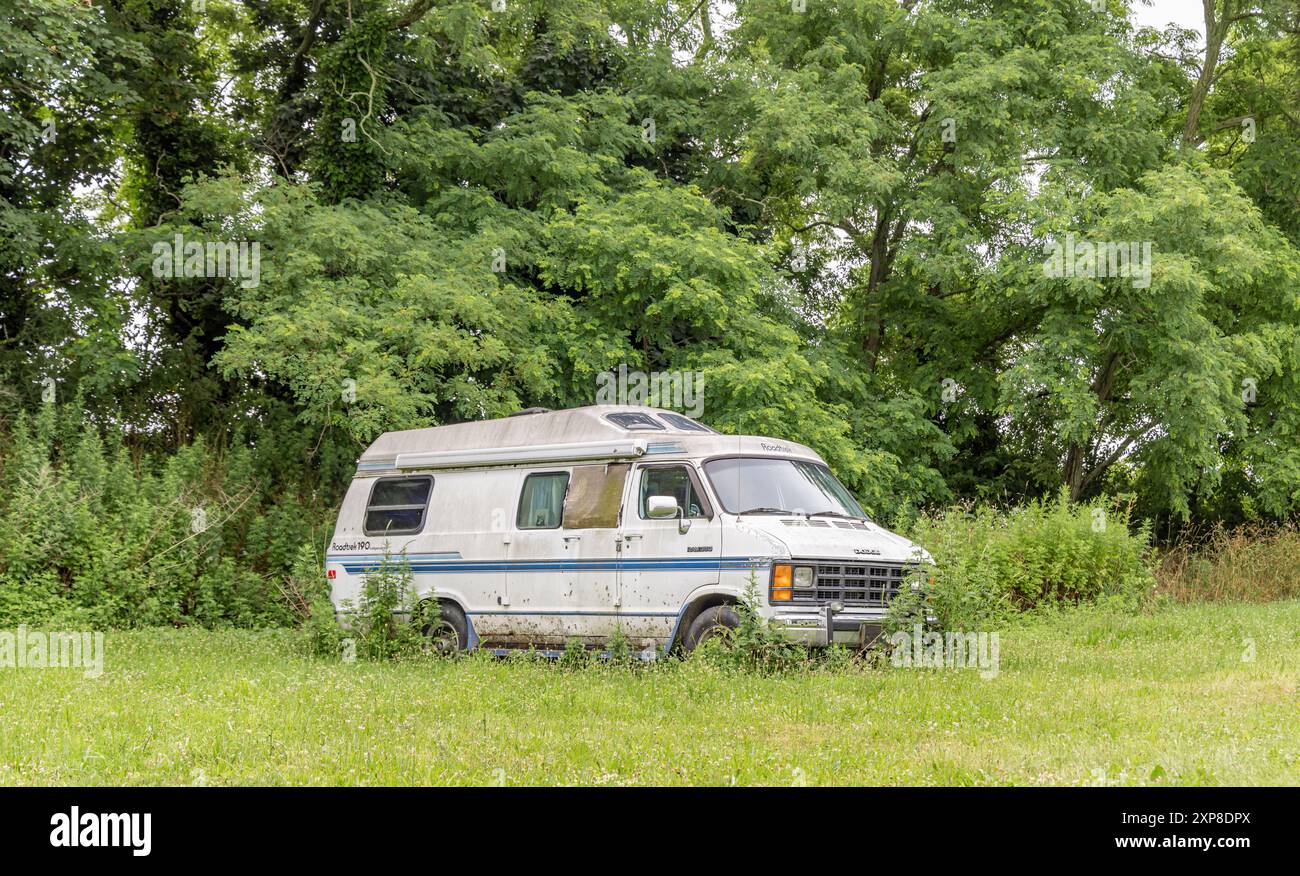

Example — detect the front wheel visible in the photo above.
[421,601,469,655]
[683,605,741,653]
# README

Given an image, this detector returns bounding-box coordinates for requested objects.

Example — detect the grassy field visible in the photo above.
[1,600,1297,785]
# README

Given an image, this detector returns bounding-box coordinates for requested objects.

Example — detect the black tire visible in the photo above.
[421,601,469,655]
[683,605,741,653]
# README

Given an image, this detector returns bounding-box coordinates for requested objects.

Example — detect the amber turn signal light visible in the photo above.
[771,563,793,601]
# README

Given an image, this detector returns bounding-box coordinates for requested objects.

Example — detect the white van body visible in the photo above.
[327,405,932,653]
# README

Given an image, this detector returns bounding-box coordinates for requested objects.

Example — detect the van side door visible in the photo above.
[502,464,631,647]
[559,463,631,645]
[503,469,572,646]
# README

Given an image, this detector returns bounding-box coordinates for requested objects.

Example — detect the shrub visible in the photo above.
[285,544,346,659]
[560,636,590,668]
[696,580,808,674]
[0,403,330,628]
[339,549,432,662]
[882,570,930,635]
[605,624,634,665]
[898,491,1156,630]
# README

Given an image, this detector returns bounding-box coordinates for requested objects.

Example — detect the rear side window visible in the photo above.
[517,472,570,529]
[563,463,630,529]
[364,476,433,535]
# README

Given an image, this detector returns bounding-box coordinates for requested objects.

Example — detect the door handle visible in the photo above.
[623,533,643,542]
[562,535,581,542]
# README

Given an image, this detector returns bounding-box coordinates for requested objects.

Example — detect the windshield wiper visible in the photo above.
[737,507,791,515]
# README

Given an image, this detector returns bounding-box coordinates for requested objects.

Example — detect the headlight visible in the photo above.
[793,566,814,589]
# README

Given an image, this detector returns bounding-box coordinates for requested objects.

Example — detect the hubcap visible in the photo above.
[699,624,734,647]
[424,620,459,655]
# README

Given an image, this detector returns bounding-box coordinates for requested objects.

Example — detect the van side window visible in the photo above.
[563,463,630,529]
[639,466,710,519]
[604,412,665,431]
[517,472,570,529]
[657,413,715,433]
[364,476,433,535]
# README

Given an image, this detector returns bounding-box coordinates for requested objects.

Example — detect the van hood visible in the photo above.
[733,515,931,565]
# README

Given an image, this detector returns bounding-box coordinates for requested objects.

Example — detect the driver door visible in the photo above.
[616,463,721,645]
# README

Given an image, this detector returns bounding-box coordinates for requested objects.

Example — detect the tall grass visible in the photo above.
[1155,525,1300,603]
[5,601,1299,784]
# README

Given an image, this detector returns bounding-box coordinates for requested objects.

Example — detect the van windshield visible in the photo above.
[703,457,868,520]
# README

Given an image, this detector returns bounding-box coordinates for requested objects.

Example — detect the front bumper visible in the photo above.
[770,604,938,647]
[770,605,889,647]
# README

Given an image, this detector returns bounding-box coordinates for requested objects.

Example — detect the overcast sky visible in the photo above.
[1132,0,1208,35]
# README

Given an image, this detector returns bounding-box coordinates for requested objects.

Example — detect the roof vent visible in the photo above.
[508,407,552,417]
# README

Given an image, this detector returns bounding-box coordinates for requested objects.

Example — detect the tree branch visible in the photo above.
[1079,423,1158,492]
[393,0,435,30]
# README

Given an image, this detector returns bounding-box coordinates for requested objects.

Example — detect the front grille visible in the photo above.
[792,561,908,607]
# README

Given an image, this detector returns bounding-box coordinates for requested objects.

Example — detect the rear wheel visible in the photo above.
[421,601,469,655]
[683,605,741,653]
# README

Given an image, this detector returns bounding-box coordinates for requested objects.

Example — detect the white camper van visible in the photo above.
[327,405,932,655]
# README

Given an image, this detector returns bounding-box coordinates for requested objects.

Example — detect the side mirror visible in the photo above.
[646,495,679,519]
[647,495,692,535]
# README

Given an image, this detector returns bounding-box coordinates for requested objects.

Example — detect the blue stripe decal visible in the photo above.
[483,649,662,660]
[467,609,677,617]
[326,553,760,561]
[329,561,760,568]
[327,554,770,575]
[325,551,463,562]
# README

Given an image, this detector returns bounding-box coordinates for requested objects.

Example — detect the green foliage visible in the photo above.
[292,544,346,659]
[695,581,808,675]
[0,403,324,628]
[199,178,562,442]
[882,573,930,638]
[559,636,590,669]
[1007,162,1300,521]
[3,0,1300,632]
[0,1,146,416]
[311,12,392,202]
[605,624,633,665]
[338,549,431,662]
[899,492,1157,630]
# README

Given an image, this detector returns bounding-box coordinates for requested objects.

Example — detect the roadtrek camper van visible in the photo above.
[327,405,933,655]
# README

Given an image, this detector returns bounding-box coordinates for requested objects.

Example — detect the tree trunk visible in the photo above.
[1064,442,1086,502]
[1181,0,1227,147]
